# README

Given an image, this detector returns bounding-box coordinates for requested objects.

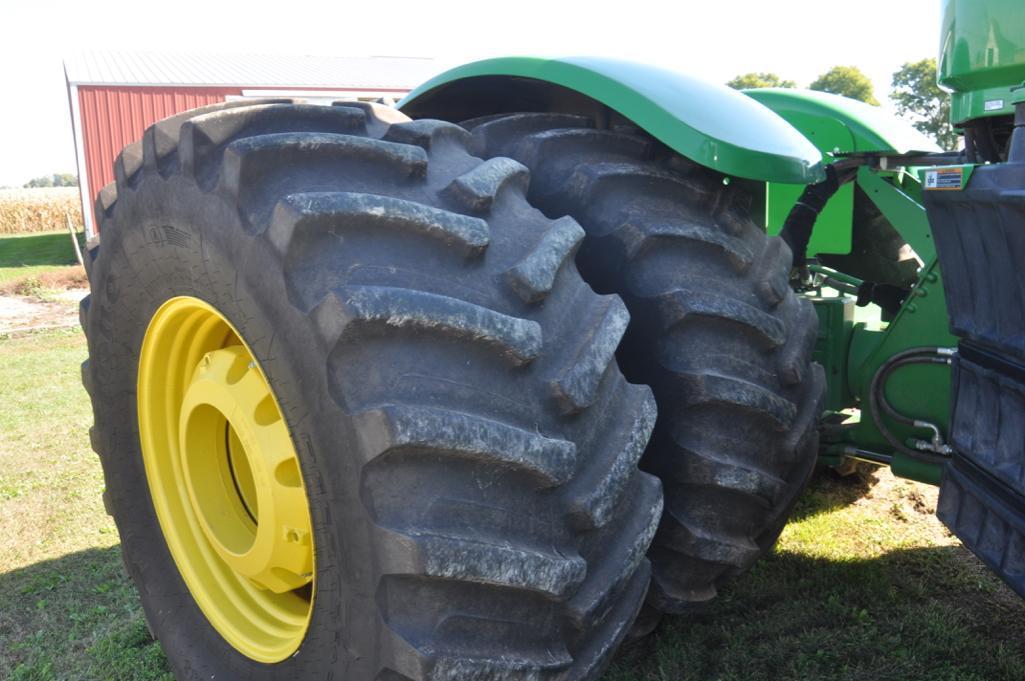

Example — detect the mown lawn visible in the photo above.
[608,473,1025,681]
[1,328,1023,681]
[0,232,81,284]
[0,328,170,680]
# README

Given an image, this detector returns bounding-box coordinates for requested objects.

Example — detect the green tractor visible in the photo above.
[78,0,1025,677]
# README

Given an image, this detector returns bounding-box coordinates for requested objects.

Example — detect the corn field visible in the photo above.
[0,188,83,235]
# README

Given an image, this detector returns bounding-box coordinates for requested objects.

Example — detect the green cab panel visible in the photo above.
[939,0,1025,124]
[745,88,939,255]
[399,56,825,184]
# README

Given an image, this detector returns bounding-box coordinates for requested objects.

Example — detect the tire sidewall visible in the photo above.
[88,177,376,679]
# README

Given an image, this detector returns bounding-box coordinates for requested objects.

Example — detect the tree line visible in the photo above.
[23,173,79,188]
[727,59,957,150]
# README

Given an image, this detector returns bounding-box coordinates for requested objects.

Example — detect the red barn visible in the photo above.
[64,51,440,238]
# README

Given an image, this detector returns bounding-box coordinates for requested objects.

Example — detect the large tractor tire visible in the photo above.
[80,100,664,680]
[464,113,825,615]
[819,185,921,291]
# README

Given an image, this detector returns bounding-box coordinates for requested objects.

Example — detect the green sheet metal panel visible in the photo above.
[746,89,940,154]
[762,110,856,254]
[400,57,825,184]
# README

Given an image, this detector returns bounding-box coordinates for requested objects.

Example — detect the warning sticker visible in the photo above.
[924,167,965,191]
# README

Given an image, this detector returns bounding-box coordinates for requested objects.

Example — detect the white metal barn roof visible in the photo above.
[64,51,441,90]
[65,50,443,238]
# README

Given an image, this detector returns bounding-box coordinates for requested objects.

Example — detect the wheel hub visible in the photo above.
[179,346,312,593]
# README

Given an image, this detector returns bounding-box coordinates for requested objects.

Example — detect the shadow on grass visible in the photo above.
[0,232,80,269]
[4,540,1024,681]
[0,546,170,681]
[788,465,883,523]
[610,544,1025,681]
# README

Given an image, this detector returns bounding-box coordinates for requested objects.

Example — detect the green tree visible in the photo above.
[809,65,879,105]
[24,175,54,188]
[726,72,797,90]
[890,58,958,150]
[23,173,78,188]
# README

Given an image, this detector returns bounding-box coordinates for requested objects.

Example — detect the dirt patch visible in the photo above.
[853,467,949,537]
[0,288,87,335]
[0,266,88,296]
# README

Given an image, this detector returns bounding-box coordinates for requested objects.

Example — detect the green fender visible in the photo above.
[743,88,939,154]
[743,88,939,255]
[399,56,825,184]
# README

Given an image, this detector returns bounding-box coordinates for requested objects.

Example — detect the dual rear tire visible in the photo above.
[80,100,824,680]
[463,113,824,614]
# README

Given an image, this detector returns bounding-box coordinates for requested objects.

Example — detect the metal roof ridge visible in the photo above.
[64,50,438,87]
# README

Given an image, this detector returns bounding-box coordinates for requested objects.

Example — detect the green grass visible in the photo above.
[1,329,1023,680]
[0,328,172,681]
[607,472,1025,681]
[0,232,81,284]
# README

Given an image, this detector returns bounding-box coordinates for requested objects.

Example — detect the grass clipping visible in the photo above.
[0,188,83,235]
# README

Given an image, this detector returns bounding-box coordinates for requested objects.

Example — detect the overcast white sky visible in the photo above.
[0,0,941,188]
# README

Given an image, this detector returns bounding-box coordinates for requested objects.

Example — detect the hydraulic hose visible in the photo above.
[867,347,954,464]
[779,164,857,269]
[964,127,979,164]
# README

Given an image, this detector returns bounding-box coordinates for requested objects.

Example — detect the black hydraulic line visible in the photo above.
[867,347,952,464]
[779,164,857,269]
[855,281,911,316]
[877,356,949,426]
[782,150,968,272]
[973,120,1002,163]
[964,127,979,164]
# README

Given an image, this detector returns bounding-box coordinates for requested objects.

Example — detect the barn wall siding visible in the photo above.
[78,85,241,231]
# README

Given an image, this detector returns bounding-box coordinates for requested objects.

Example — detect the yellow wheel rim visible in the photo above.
[137,296,314,662]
